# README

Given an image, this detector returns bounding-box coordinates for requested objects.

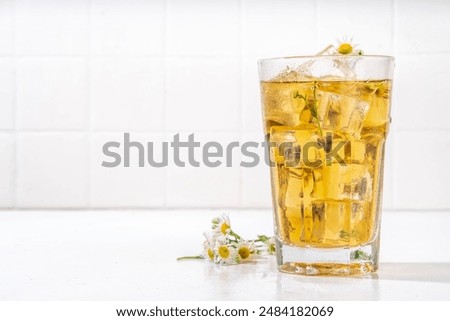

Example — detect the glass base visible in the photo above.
[275,238,379,276]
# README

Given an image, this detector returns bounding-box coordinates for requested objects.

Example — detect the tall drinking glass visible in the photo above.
[258,55,394,275]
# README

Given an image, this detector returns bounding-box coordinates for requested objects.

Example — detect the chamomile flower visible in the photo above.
[335,37,362,55]
[264,237,276,255]
[236,240,255,262]
[256,235,276,255]
[202,232,215,261]
[214,237,238,265]
[177,214,275,265]
[211,214,231,236]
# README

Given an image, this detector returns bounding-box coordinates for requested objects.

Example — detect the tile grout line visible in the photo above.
[162,0,169,208]
[3,128,312,134]
[12,0,18,209]
[2,51,450,59]
[0,53,250,59]
[0,207,436,212]
[391,0,396,55]
[87,0,93,210]
[391,0,396,209]
[314,0,319,50]
[237,0,244,208]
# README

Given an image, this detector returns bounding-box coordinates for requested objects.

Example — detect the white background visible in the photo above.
[0,0,449,211]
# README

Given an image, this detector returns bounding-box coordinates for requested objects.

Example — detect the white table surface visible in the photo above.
[0,210,449,301]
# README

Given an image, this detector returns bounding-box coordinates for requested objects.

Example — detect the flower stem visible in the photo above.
[315,44,333,56]
[176,255,204,261]
[229,230,241,240]
[312,82,323,136]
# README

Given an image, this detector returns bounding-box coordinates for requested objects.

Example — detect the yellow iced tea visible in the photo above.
[261,79,391,248]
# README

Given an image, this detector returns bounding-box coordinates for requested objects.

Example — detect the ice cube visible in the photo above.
[272,67,304,82]
[363,96,389,128]
[262,82,306,128]
[311,201,326,242]
[320,163,373,201]
[351,170,372,200]
[286,200,326,244]
[330,135,384,165]
[277,167,314,209]
[277,167,297,209]
[272,63,317,82]
[333,57,358,79]
[321,200,351,242]
[363,81,391,128]
[270,125,326,168]
[269,128,297,165]
[262,80,320,129]
[363,134,385,163]
[319,200,372,246]
[316,90,369,139]
[265,110,300,128]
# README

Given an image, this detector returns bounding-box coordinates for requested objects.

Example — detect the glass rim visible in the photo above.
[258,54,395,64]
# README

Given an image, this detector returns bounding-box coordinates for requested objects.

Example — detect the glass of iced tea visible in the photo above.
[258,55,394,275]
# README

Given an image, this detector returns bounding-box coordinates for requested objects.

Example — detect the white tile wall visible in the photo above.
[240,132,272,208]
[91,57,164,130]
[0,0,449,210]
[166,132,241,207]
[0,0,14,55]
[17,133,89,208]
[91,133,166,207]
[0,134,15,208]
[395,54,450,130]
[16,58,88,130]
[395,131,450,209]
[166,57,240,131]
[15,0,90,55]
[395,0,450,53]
[0,58,14,130]
[167,0,239,56]
[317,0,393,54]
[91,0,164,55]
[241,56,262,132]
[242,0,316,57]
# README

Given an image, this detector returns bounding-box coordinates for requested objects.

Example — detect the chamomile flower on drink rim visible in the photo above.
[214,237,238,265]
[335,37,363,55]
[211,214,231,236]
[236,240,255,262]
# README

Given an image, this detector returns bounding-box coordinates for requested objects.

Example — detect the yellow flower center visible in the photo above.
[207,248,214,260]
[238,247,251,260]
[338,43,353,55]
[218,245,230,259]
[220,223,230,235]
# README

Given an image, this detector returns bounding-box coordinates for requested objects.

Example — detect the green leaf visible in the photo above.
[257,234,270,242]
[292,91,307,102]
[339,230,349,238]
[350,250,372,261]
